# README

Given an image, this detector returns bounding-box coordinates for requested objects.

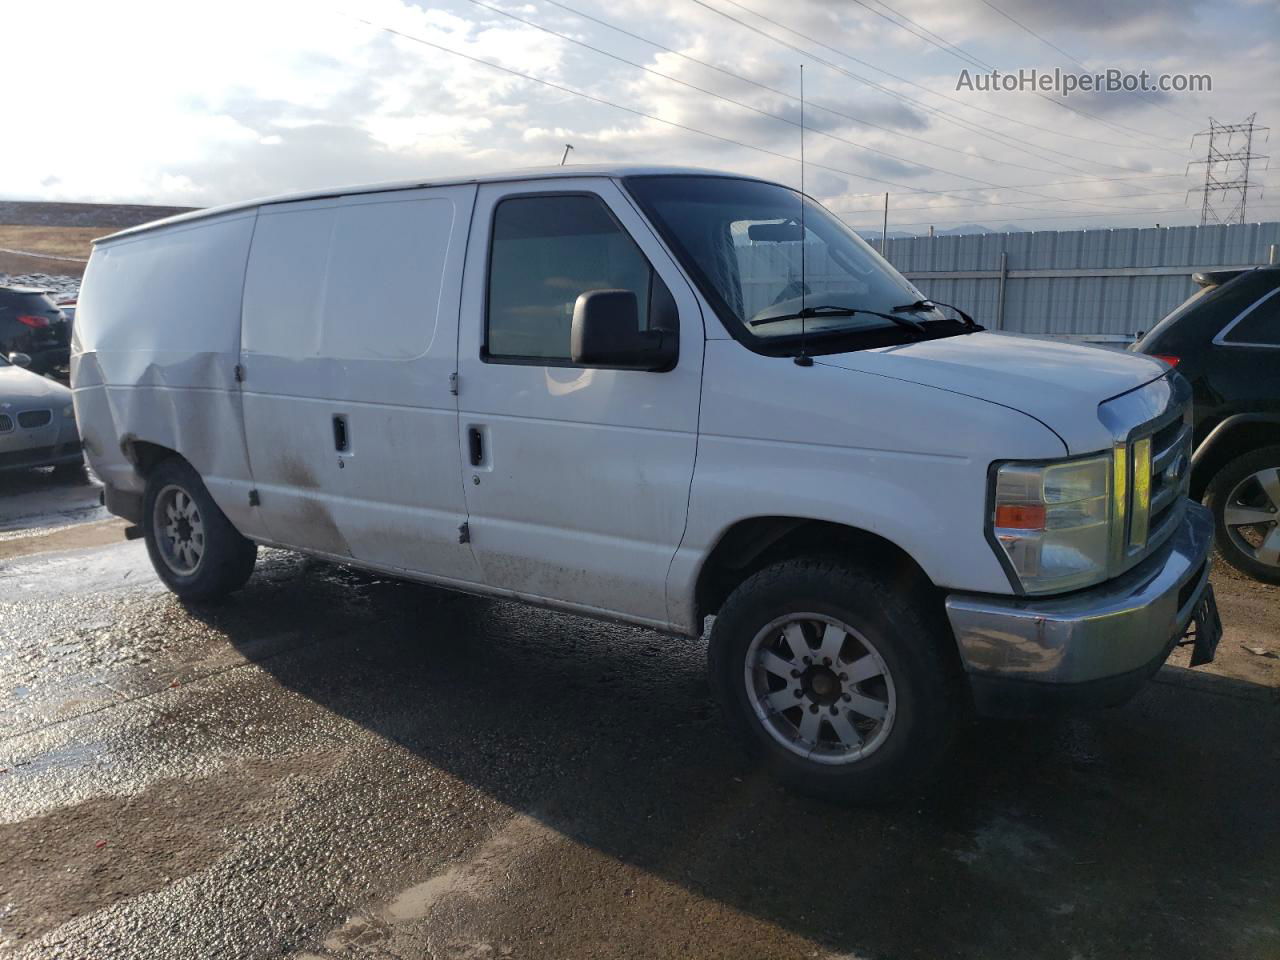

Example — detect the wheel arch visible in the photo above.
[1192,414,1280,498]
[123,436,185,476]
[692,516,940,627]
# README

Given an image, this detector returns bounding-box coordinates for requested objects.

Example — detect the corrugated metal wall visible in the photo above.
[883,221,1280,336]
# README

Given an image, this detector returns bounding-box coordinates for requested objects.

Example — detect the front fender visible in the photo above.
[664,342,1068,633]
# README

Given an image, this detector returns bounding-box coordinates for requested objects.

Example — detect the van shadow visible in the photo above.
[206,557,1280,959]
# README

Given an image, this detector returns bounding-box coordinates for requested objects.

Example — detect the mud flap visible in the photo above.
[1179,583,1223,667]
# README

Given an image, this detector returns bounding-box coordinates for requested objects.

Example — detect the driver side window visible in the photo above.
[486,194,670,363]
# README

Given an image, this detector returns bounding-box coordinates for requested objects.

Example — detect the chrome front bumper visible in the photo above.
[945,502,1214,715]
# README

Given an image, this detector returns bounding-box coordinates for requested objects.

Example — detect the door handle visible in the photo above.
[333,414,349,452]
[468,427,484,466]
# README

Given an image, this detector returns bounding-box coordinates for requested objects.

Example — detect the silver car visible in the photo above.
[0,352,82,473]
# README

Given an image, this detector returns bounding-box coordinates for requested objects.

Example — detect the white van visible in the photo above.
[72,165,1220,799]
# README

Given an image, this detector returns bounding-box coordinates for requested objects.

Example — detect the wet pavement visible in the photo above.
[1,473,1278,959]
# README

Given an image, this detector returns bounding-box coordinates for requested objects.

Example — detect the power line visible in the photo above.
[459,0,1164,212]
[704,0,1186,155]
[532,0,1072,178]
[345,13,1099,212]
[859,0,988,72]
[828,0,1186,147]
[974,0,1200,126]
[460,0,1034,196]
[685,0,1166,179]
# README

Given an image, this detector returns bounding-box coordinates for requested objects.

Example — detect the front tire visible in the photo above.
[1204,445,1280,584]
[708,557,963,802]
[142,457,258,600]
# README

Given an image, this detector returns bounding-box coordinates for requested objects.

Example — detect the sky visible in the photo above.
[6,0,1280,234]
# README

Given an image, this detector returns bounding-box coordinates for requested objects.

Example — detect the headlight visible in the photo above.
[991,454,1112,594]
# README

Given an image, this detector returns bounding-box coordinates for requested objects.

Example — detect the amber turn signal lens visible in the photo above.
[994,503,1046,530]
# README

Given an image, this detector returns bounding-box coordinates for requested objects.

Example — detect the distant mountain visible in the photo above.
[857,224,1028,241]
[935,223,1028,236]
[0,200,197,229]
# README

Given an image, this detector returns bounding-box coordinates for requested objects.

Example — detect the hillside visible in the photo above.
[0,200,199,278]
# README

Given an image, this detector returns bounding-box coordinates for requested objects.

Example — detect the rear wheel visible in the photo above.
[142,457,257,600]
[708,557,963,802]
[1204,445,1280,584]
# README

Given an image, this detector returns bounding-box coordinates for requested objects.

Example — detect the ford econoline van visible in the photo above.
[71,166,1220,799]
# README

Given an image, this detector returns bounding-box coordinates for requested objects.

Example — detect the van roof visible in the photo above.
[96,164,775,244]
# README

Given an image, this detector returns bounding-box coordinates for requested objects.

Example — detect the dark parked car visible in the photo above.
[1134,265,1280,583]
[0,286,71,381]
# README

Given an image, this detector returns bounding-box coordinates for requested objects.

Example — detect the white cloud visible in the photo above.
[2,0,1277,231]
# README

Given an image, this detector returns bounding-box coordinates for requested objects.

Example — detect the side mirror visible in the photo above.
[8,352,32,368]
[570,290,676,371]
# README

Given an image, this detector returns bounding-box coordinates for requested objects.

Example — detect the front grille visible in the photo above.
[1122,404,1191,565]
[17,409,52,429]
[0,414,12,432]
[1100,373,1193,575]
[1147,421,1192,534]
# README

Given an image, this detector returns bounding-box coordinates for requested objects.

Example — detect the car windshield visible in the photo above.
[624,175,954,352]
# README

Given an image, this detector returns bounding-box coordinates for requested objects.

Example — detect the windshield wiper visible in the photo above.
[892,298,980,329]
[750,304,925,334]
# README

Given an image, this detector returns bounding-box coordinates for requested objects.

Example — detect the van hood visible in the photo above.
[815,331,1169,454]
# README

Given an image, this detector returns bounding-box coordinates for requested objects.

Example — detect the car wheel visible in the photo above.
[142,457,258,600]
[707,556,964,803]
[1204,445,1280,585]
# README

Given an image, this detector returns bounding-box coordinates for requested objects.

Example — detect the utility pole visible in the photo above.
[560,143,574,166]
[1189,115,1269,225]
[880,193,889,255]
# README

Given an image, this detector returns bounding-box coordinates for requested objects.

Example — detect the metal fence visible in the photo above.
[882,221,1280,339]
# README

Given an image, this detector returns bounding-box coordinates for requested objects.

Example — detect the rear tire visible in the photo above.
[142,457,257,600]
[1204,445,1280,585]
[707,557,963,803]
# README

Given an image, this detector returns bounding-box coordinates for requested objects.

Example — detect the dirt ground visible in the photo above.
[1,469,1278,959]
[0,225,99,260]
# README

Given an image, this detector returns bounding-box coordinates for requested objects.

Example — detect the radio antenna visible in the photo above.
[795,63,812,367]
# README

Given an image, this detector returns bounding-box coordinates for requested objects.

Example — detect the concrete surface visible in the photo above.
[1,473,1278,959]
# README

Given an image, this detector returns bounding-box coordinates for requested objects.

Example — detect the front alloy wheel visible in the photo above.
[1206,446,1280,585]
[708,557,962,801]
[1222,467,1280,570]
[745,613,896,764]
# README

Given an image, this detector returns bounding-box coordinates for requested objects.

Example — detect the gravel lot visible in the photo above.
[0,273,81,301]
[0,473,1278,960]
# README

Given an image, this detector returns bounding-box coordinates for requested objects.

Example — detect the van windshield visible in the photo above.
[624,175,960,353]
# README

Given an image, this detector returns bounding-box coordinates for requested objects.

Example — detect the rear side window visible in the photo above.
[242,195,457,362]
[1222,288,1280,346]
[485,194,657,362]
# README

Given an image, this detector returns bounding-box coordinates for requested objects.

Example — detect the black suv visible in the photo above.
[1135,265,1280,583]
[0,286,71,381]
